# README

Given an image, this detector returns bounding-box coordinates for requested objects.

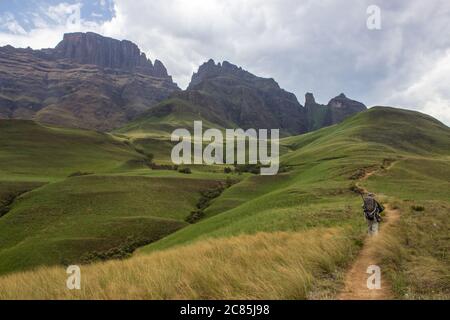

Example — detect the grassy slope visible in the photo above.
[114,97,232,162]
[366,157,450,299]
[116,97,232,137]
[0,175,221,274]
[135,107,449,299]
[0,120,225,275]
[142,107,449,252]
[0,120,146,181]
[0,107,448,299]
[0,228,355,300]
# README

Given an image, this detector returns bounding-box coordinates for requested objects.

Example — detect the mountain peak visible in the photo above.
[54,32,170,78]
[328,93,366,109]
[188,59,277,90]
[305,92,317,108]
[0,32,179,131]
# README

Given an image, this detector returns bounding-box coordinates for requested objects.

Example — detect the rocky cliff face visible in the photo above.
[180,60,366,134]
[183,59,308,135]
[305,92,367,131]
[326,93,367,123]
[53,32,171,79]
[0,33,179,131]
[188,59,258,89]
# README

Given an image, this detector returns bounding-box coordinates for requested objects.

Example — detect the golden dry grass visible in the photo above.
[0,227,359,300]
[370,201,450,299]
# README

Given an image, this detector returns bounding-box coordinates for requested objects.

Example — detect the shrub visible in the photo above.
[225,177,236,188]
[151,163,178,170]
[349,183,364,194]
[411,205,425,212]
[234,164,261,174]
[186,181,236,224]
[185,210,205,223]
[349,168,366,180]
[224,167,232,174]
[178,167,192,174]
[134,147,154,163]
[81,237,154,263]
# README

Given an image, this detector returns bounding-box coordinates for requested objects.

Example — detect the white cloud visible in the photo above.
[45,2,83,26]
[0,13,27,35]
[0,2,101,49]
[385,50,450,125]
[0,0,449,125]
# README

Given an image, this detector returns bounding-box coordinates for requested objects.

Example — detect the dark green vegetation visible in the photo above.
[185,178,236,224]
[0,107,448,299]
[0,181,44,217]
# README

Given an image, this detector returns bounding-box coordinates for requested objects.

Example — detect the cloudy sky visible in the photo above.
[1,0,449,125]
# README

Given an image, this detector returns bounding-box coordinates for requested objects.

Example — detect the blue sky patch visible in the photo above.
[0,0,115,33]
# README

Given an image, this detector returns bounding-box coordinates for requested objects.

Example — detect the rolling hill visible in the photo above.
[140,107,450,251]
[0,119,146,181]
[0,119,228,274]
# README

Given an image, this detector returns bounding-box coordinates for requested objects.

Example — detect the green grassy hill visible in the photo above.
[0,107,448,299]
[139,107,449,251]
[0,120,146,181]
[0,175,222,274]
[134,107,449,298]
[116,97,233,137]
[114,97,234,162]
[0,120,226,274]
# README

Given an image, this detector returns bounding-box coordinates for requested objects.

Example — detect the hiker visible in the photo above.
[362,193,384,236]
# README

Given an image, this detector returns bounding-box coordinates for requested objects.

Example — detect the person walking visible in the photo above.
[362,193,384,236]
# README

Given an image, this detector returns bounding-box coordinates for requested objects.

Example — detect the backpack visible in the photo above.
[363,196,378,220]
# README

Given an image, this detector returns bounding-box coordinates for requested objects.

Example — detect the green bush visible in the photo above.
[178,167,192,174]
[185,210,205,224]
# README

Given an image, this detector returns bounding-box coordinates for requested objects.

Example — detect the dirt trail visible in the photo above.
[338,165,400,300]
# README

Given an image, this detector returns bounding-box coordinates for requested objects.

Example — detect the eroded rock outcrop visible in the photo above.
[184,59,308,135]
[305,92,367,131]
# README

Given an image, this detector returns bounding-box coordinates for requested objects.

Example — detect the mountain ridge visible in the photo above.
[120,59,368,137]
[1,34,366,134]
[0,32,180,131]
[54,32,172,79]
